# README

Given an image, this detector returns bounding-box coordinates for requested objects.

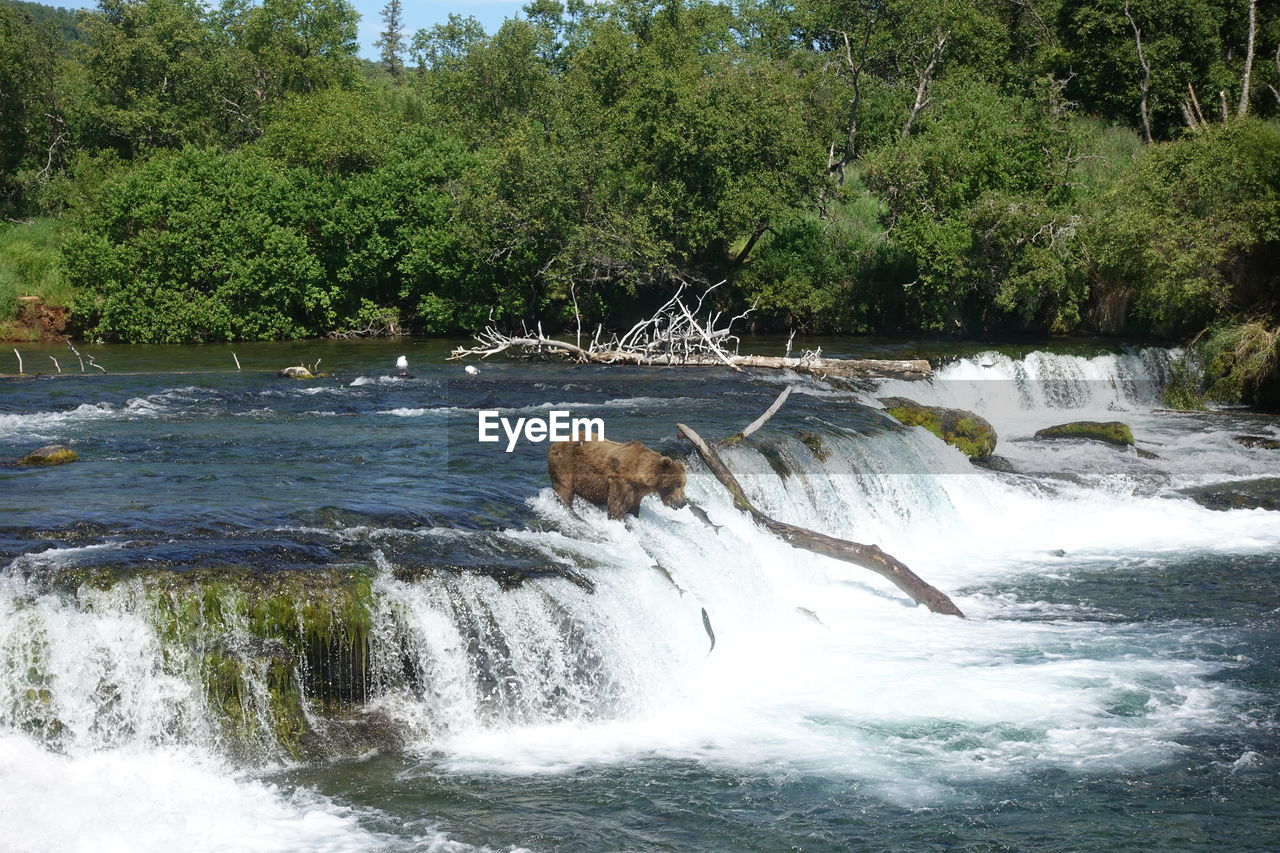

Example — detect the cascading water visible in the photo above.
[1,341,1277,851]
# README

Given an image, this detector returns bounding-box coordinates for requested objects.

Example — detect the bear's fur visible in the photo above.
[547,439,688,520]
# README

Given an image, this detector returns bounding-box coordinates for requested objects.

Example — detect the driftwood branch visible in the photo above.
[724,386,792,445]
[450,283,931,381]
[676,422,964,617]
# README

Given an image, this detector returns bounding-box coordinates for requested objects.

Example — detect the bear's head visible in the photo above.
[656,457,687,510]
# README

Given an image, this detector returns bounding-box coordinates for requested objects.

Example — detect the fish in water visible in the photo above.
[652,563,687,595]
[701,607,716,654]
[688,502,721,532]
[796,607,824,626]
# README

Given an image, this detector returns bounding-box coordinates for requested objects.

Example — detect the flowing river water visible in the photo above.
[1,338,1278,852]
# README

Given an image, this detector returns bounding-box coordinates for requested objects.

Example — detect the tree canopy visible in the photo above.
[0,0,1276,347]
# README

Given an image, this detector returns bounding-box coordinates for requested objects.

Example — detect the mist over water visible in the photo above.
[2,341,1278,851]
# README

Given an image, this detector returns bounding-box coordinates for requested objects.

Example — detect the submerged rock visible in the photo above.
[1234,435,1280,450]
[797,431,830,461]
[1034,420,1134,447]
[18,444,79,466]
[878,397,998,460]
[278,366,315,379]
[970,454,1017,473]
[1179,478,1280,512]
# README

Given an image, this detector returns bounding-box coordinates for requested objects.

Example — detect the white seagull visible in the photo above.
[464,365,480,376]
[396,355,409,374]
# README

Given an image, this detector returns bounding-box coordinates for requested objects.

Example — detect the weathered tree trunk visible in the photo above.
[676,423,965,617]
[1239,0,1257,116]
[1125,2,1153,144]
[833,18,878,182]
[902,30,949,138]
[454,336,931,380]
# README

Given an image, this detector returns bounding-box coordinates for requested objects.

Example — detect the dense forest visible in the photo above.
[1,0,1277,399]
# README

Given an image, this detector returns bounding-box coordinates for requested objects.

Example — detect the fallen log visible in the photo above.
[447,282,931,381]
[449,339,930,381]
[676,422,964,617]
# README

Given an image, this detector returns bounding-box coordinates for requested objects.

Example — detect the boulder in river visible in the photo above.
[878,397,998,460]
[1178,478,1280,512]
[278,366,315,379]
[1234,435,1280,450]
[1034,420,1134,447]
[18,444,79,466]
[970,454,1017,472]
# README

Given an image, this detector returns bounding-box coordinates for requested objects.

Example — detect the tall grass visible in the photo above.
[0,219,72,322]
[1201,319,1280,404]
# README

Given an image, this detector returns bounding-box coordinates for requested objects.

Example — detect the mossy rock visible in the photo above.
[1034,421,1134,447]
[18,444,79,466]
[877,397,998,460]
[278,366,315,379]
[53,565,377,761]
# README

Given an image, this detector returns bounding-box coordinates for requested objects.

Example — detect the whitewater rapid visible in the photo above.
[2,346,1278,849]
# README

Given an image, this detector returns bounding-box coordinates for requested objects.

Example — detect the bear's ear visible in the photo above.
[659,457,677,471]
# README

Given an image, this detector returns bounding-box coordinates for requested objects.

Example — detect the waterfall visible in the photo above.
[2,345,1278,847]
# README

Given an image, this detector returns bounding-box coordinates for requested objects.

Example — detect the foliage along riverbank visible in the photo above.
[1,0,1278,402]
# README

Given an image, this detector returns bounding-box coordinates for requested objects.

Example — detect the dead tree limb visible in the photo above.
[676,422,964,617]
[1125,2,1153,144]
[450,283,932,381]
[724,386,792,445]
[903,29,949,138]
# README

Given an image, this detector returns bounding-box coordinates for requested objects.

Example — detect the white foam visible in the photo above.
[0,735,384,853]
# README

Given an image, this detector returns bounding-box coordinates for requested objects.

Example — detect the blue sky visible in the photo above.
[349,0,525,60]
[62,1,530,61]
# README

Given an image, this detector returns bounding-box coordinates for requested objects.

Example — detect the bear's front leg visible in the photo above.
[606,476,636,520]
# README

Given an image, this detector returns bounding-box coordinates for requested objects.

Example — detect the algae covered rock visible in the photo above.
[52,565,379,761]
[1034,421,1134,447]
[18,444,79,466]
[278,366,314,379]
[1178,478,1280,512]
[877,397,998,460]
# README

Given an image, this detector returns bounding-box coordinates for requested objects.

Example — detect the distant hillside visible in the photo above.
[3,0,85,52]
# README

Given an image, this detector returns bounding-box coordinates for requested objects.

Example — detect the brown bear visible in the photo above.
[547,439,688,520]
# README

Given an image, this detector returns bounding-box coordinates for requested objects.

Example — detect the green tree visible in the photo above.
[72,0,222,156]
[0,3,64,212]
[1089,118,1280,335]
[67,147,335,342]
[375,0,405,83]
[862,79,1086,332]
[1057,0,1231,140]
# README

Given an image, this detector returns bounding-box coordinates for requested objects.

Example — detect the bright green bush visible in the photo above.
[1090,119,1280,336]
[67,148,334,342]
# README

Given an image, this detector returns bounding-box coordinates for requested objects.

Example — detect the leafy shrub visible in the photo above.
[67,148,333,343]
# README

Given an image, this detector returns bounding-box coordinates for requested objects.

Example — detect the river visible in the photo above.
[1,338,1278,851]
